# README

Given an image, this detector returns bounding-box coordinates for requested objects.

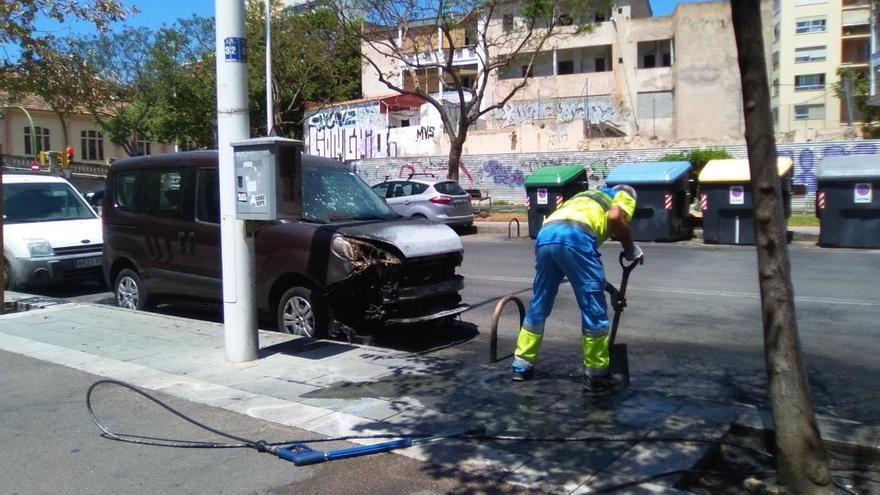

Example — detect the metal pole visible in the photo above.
[265,0,274,135]
[216,0,259,362]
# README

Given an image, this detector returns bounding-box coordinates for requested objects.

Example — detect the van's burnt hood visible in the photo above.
[336,220,462,258]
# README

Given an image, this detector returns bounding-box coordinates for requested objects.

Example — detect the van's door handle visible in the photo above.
[187,232,196,255]
[177,232,186,254]
[404,200,412,205]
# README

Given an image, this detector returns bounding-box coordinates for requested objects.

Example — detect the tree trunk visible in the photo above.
[729,1,833,493]
[447,135,465,182]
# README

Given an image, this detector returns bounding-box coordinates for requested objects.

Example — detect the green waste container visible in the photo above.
[524,165,588,239]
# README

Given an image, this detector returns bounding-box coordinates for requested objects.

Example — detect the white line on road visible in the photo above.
[463,274,877,307]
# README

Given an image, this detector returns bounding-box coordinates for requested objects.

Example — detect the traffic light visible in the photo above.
[63,146,74,166]
[38,151,48,165]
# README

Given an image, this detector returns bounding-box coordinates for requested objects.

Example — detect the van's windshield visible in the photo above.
[3,182,97,224]
[302,166,396,223]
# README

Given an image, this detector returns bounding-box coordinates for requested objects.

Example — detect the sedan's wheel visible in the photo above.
[277,286,327,338]
[115,268,150,310]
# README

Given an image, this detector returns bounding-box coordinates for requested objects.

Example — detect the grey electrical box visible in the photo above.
[232,137,303,220]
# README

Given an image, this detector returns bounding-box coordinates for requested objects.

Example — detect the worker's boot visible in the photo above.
[512,356,535,382]
[583,373,619,394]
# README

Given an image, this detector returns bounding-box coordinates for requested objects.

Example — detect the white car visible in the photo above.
[3,173,103,290]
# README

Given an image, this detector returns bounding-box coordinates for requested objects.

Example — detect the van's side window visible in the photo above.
[114,172,137,211]
[142,169,191,219]
[197,169,220,224]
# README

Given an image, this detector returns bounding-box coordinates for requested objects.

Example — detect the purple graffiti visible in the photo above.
[482,160,526,188]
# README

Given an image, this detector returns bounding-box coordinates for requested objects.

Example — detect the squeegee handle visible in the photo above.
[275,447,327,466]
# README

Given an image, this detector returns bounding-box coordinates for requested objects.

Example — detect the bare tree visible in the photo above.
[334,0,608,180]
[729,0,832,493]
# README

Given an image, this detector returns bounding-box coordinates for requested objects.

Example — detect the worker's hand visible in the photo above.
[623,243,644,262]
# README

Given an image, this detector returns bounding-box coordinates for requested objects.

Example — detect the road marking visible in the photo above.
[463,274,878,307]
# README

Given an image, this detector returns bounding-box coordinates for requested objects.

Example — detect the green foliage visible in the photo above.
[833,68,880,138]
[246,4,361,138]
[660,148,732,177]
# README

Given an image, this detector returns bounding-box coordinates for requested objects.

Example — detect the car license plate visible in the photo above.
[74,256,102,269]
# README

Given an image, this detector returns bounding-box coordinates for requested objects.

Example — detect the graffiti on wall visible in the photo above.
[350,140,880,204]
[308,104,383,131]
[489,96,623,129]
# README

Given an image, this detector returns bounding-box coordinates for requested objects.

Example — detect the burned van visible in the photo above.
[102,151,467,338]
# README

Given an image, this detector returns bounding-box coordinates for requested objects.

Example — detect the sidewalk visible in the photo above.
[476,222,821,244]
[0,298,875,494]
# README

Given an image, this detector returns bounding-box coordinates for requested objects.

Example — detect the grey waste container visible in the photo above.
[816,155,880,248]
[698,158,793,245]
[524,165,588,239]
[605,161,693,241]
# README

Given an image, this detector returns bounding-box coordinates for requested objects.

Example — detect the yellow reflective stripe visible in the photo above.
[571,190,612,211]
[515,327,544,363]
[612,191,637,221]
[582,334,610,370]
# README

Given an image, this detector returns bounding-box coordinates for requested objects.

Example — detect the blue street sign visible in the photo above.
[224,37,247,63]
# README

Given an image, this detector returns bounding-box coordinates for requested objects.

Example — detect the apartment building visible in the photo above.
[305,0,746,159]
[769,0,871,141]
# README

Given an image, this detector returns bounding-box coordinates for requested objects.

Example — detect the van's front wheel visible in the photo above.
[277,286,328,339]
[115,268,151,310]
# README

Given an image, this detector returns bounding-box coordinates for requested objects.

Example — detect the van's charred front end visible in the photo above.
[323,222,467,330]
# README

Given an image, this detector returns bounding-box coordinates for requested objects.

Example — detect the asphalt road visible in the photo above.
[15,233,880,423]
[450,234,880,423]
[0,349,531,495]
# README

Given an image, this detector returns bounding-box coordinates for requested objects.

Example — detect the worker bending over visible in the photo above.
[512,185,643,392]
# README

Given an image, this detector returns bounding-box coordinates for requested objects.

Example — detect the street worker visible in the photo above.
[512,184,642,392]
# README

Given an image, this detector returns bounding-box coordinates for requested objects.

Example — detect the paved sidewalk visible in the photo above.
[0,300,874,494]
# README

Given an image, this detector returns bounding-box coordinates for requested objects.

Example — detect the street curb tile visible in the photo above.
[735,408,880,450]
[0,302,76,320]
[224,395,333,428]
[154,381,257,408]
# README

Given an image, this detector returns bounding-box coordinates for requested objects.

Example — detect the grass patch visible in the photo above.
[788,213,819,227]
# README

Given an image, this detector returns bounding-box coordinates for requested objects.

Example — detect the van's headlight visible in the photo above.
[27,239,54,257]
[330,236,400,267]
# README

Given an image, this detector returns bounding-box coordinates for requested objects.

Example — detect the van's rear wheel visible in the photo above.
[277,286,328,339]
[115,268,151,310]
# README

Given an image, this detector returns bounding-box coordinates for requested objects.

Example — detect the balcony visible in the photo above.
[842,0,870,8]
[401,46,479,67]
[637,66,673,92]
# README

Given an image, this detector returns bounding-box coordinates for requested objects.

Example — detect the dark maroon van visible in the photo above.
[102,151,467,339]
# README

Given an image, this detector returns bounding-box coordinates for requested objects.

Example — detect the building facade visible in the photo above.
[1,96,173,164]
[305,0,747,159]
[769,0,871,140]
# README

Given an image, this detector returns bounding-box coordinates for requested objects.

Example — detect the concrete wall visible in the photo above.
[350,139,880,209]
[671,2,745,142]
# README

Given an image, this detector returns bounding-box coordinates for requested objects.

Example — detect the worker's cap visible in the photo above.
[612,184,637,202]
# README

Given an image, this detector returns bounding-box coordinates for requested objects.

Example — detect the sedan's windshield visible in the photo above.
[3,182,97,224]
[302,166,396,223]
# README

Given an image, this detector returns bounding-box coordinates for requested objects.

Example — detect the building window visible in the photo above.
[557,60,574,75]
[521,65,533,77]
[795,0,826,5]
[794,46,827,63]
[772,108,779,126]
[772,78,780,97]
[794,73,825,90]
[795,17,827,34]
[557,14,574,26]
[503,14,513,32]
[794,103,825,120]
[773,0,780,12]
[81,130,105,161]
[772,51,780,70]
[23,126,50,155]
[132,135,151,157]
[774,23,781,42]
[637,40,673,69]
[595,57,606,72]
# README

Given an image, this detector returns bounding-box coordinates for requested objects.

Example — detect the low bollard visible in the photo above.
[507,218,520,239]
[489,294,525,363]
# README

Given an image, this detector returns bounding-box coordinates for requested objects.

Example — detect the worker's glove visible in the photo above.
[623,243,644,262]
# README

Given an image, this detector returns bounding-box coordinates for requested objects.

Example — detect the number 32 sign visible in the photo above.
[224,37,247,63]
